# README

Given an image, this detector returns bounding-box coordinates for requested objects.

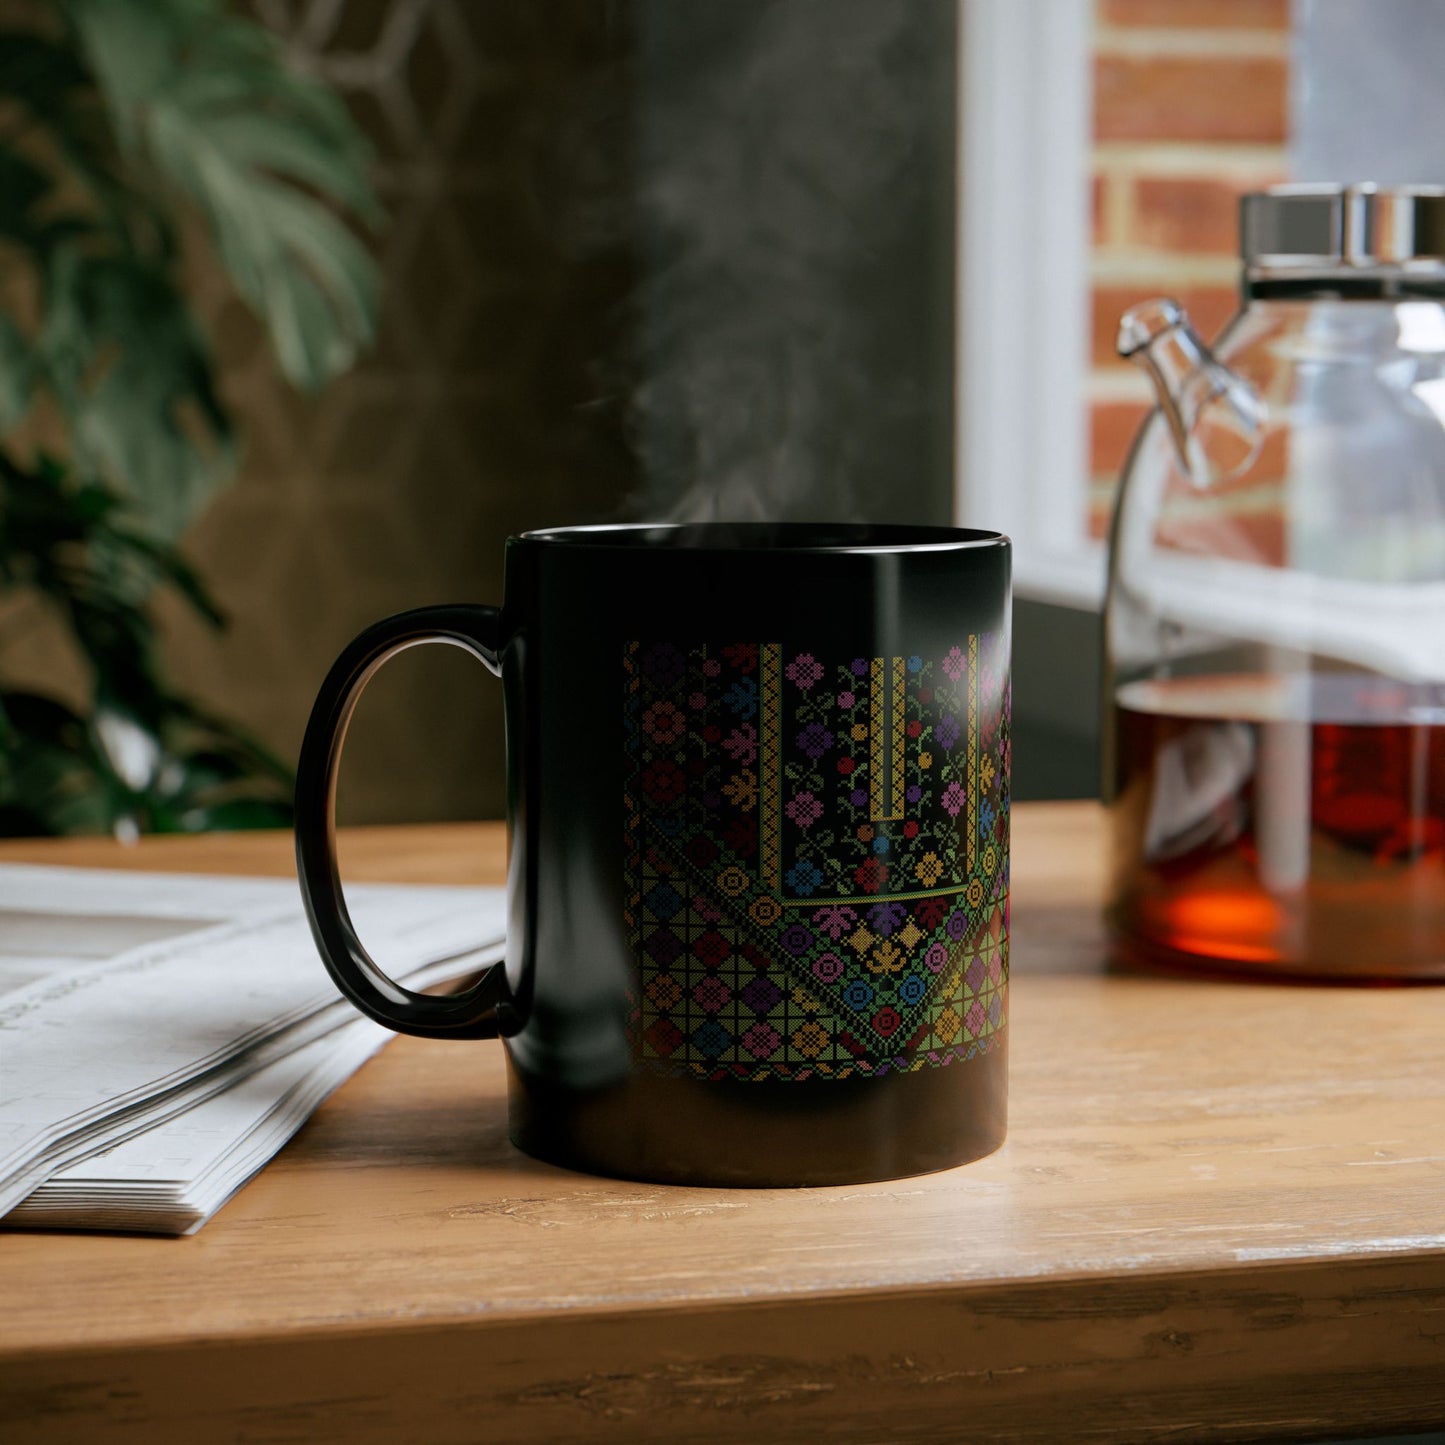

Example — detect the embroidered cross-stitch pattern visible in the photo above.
[623,639,1010,1082]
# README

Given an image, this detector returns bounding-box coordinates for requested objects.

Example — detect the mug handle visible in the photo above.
[295,605,510,1040]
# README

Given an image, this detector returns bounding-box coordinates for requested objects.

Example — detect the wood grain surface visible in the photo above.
[2,804,1443,1444]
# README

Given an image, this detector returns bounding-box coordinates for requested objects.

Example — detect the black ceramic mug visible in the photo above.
[296,523,1011,1186]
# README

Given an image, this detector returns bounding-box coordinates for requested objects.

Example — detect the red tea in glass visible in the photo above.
[1109,673,1445,980]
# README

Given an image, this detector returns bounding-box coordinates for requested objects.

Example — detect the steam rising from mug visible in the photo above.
[558,1,955,524]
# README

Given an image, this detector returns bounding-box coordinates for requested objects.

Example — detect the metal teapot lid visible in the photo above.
[1241,184,1445,271]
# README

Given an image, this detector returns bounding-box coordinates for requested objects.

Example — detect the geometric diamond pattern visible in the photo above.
[624,637,1010,1082]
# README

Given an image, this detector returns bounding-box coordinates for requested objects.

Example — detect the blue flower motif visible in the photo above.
[842,978,874,1011]
[644,882,684,920]
[978,799,997,836]
[691,1020,731,1057]
[907,655,923,673]
[724,677,758,720]
[785,858,824,895]
[898,974,926,1006]
[872,835,890,856]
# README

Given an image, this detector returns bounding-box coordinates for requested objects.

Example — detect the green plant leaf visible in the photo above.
[64,0,382,392]
[0,0,362,837]
[0,148,51,246]
[0,315,32,427]
[36,247,234,537]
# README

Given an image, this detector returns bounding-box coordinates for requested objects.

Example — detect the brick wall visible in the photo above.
[1088,0,1290,538]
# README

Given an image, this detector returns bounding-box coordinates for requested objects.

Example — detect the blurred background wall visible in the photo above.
[3,0,1318,827]
[153,0,958,825]
[161,1,639,826]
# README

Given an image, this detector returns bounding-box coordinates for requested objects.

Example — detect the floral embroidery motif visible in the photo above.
[623,639,1010,1082]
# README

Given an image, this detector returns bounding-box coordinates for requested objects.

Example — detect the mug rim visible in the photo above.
[515,522,1009,555]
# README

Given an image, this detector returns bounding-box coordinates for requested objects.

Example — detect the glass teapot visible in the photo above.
[1105,184,1445,980]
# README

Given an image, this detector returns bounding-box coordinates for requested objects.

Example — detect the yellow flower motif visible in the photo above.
[868,940,904,975]
[716,865,749,897]
[915,852,943,887]
[749,896,783,927]
[980,756,997,790]
[723,768,759,811]
[966,877,986,908]
[982,843,998,877]
[918,751,932,770]
[791,984,821,1011]
[897,920,924,950]
[791,1021,830,1058]
[848,925,876,955]
[645,974,682,1010]
[935,1005,962,1044]
[851,722,869,742]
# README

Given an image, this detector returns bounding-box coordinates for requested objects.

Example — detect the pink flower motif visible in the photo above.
[785,791,824,828]
[693,976,731,1012]
[702,658,722,677]
[692,894,723,924]
[942,646,966,681]
[721,722,758,765]
[837,690,855,709]
[812,905,858,939]
[942,781,965,817]
[785,652,824,691]
[741,1022,782,1059]
[688,691,706,710]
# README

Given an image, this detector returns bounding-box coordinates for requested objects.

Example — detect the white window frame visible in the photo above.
[956,0,1104,610]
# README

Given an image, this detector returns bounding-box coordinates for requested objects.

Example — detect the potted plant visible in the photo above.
[0,0,379,835]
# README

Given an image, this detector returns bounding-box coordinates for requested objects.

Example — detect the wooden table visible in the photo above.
[2,803,1443,1444]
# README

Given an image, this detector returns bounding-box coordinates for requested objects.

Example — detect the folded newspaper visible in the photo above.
[0,864,505,1235]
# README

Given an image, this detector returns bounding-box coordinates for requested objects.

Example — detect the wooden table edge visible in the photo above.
[6,1250,1445,1443]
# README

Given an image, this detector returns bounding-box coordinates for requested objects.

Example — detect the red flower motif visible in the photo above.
[642,699,686,745]
[722,815,759,858]
[902,820,919,839]
[854,857,888,894]
[837,757,856,776]
[641,759,685,805]
[644,1018,684,1056]
[872,1006,902,1038]
[914,896,949,929]
[905,719,922,739]
[692,929,731,966]
[723,643,759,672]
